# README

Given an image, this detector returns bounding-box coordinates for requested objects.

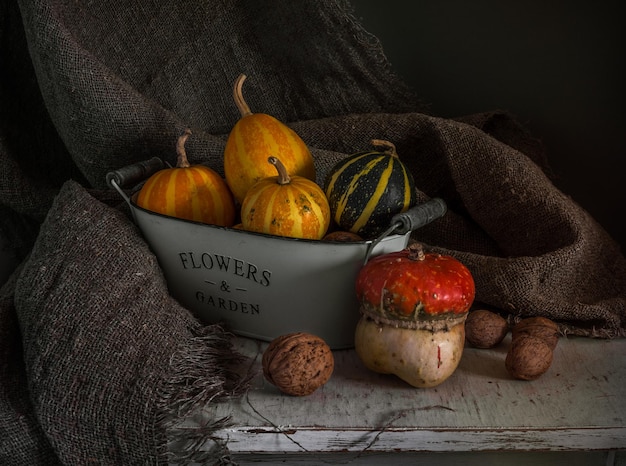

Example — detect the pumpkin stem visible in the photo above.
[176,128,193,168]
[268,156,291,185]
[371,139,398,158]
[233,74,253,117]
[408,242,426,261]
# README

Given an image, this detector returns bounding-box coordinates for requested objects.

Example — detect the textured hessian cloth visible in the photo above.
[11,181,249,464]
[1,0,625,464]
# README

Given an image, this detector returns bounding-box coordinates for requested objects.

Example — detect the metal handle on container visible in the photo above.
[105,157,164,205]
[388,197,447,236]
[106,157,164,190]
[364,197,447,264]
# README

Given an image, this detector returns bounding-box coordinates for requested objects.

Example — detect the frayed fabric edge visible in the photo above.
[506,314,626,339]
[154,324,252,465]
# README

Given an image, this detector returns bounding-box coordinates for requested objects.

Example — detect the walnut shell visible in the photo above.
[262,332,334,396]
[465,309,509,348]
[323,230,363,242]
[512,316,559,350]
[505,335,553,380]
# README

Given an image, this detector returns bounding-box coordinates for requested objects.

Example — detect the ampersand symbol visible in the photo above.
[220,280,231,292]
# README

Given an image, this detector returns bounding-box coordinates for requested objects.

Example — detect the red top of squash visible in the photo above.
[356,243,475,324]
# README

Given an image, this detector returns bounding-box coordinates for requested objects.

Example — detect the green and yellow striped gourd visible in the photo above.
[323,140,417,238]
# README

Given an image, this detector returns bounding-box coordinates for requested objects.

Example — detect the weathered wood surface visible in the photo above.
[178,335,626,457]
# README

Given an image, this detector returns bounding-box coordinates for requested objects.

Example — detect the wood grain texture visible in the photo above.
[175,335,626,459]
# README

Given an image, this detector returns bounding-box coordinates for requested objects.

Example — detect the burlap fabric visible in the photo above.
[6,181,249,464]
[1,0,625,464]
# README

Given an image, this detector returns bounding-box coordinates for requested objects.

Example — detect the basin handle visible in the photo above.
[364,198,447,264]
[105,157,165,205]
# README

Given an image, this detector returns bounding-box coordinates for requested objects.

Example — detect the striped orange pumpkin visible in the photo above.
[241,157,330,240]
[136,129,236,227]
[224,74,316,203]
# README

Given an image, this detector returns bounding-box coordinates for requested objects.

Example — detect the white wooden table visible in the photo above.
[178,334,626,465]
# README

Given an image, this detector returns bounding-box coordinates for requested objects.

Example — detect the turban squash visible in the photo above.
[354,243,475,388]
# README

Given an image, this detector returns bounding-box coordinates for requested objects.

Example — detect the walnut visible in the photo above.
[465,309,509,348]
[262,332,334,396]
[323,230,363,242]
[511,316,559,350]
[505,335,553,380]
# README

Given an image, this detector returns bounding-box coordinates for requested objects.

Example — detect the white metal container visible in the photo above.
[107,158,445,349]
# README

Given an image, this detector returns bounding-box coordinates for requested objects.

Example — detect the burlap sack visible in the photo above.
[12,180,249,464]
[1,0,625,463]
[0,267,61,465]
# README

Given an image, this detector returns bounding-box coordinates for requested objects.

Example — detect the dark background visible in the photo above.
[351,1,625,250]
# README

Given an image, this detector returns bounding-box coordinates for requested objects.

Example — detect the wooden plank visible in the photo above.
[229,450,616,466]
[178,334,626,455]
[193,425,626,453]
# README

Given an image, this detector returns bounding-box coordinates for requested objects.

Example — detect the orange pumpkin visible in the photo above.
[241,157,330,240]
[136,129,236,226]
[224,74,316,203]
